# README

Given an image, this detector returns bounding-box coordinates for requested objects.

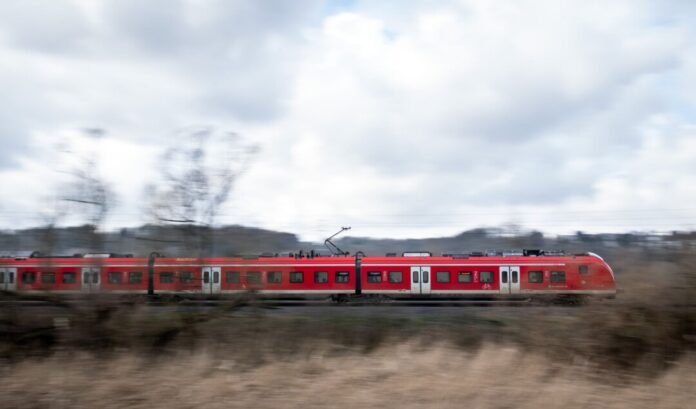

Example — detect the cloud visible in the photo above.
[0,0,320,162]
[0,1,90,53]
[230,1,696,238]
[0,0,695,239]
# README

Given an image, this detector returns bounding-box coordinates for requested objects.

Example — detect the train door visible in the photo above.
[510,266,520,294]
[410,267,419,294]
[410,266,431,295]
[1,268,17,292]
[81,268,100,292]
[202,267,221,295]
[499,266,520,295]
[499,266,510,294]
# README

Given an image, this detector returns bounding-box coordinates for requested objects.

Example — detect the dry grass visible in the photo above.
[1,343,694,409]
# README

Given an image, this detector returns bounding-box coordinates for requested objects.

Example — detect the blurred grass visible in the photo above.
[1,344,694,409]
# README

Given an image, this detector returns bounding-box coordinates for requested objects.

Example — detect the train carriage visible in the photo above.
[1,256,149,293]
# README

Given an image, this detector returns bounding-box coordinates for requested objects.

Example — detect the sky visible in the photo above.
[1,0,696,241]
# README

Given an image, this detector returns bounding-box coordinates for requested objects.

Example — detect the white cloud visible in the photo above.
[1,0,695,240]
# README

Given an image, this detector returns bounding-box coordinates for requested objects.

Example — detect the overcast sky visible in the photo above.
[1,0,696,240]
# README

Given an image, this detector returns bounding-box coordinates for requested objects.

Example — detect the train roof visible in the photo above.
[0,249,605,265]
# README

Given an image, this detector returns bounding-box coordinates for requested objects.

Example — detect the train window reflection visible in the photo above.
[225,271,240,284]
[160,272,174,283]
[247,272,261,284]
[315,271,328,283]
[367,272,382,283]
[528,271,543,283]
[458,271,473,283]
[551,271,566,283]
[129,272,143,284]
[436,271,450,283]
[268,272,282,283]
[289,271,304,283]
[335,271,350,283]
[388,271,403,283]
[108,272,122,284]
[41,272,56,284]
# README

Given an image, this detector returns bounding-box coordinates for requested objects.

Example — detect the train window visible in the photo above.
[0,272,3,283]
[290,271,304,283]
[129,272,143,284]
[335,271,350,283]
[62,272,76,284]
[480,271,494,283]
[314,271,329,283]
[422,271,429,283]
[388,271,403,283]
[501,271,508,284]
[458,271,472,283]
[436,271,450,283]
[22,272,36,284]
[512,270,518,284]
[551,271,566,283]
[528,271,543,283]
[367,271,382,283]
[160,272,174,283]
[579,265,589,275]
[412,271,419,283]
[247,272,261,284]
[9,272,14,283]
[108,272,122,284]
[213,271,219,284]
[203,271,210,284]
[226,271,240,284]
[180,272,195,283]
[41,272,56,284]
[268,272,282,283]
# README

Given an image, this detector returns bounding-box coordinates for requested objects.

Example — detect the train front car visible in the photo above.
[362,250,616,301]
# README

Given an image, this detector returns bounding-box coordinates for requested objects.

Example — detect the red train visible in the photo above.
[0,249,616,300]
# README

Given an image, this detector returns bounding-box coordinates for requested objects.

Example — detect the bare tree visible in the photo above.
[54,128,115,253]
[145,127,259,255]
